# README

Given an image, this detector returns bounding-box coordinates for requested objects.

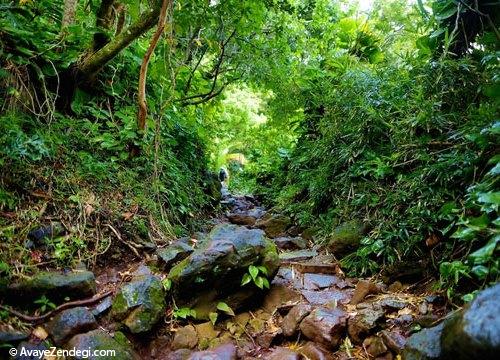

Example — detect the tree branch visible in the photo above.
[78,3,162,77]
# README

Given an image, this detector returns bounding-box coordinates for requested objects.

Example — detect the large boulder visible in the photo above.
[65,329,138,359]
[46,307,98,346]
[299,307,348,349]
[167,224,280,317]
[327,221,368,255]
[440,283,500,360]
[111,269,166,334]
[2,270,96,304]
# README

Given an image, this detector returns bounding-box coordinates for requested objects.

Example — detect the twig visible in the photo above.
[0,291,113,324]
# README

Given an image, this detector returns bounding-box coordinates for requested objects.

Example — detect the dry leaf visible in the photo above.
[32,326,48,340]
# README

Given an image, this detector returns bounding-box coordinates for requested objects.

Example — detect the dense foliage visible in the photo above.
[0,0,498,300]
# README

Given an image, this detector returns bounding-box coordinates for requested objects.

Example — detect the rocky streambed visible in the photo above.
[1,191,499,359]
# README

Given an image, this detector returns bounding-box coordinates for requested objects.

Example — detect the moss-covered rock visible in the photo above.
[156,240,193,271]
[2,270,96,305]
[255,214,291,238]
[65,329,138,360]
[167,224,280,316]
[111,270,166,334]
[327,221,368,255]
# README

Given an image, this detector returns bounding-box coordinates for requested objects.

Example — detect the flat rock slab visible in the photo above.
[279,249,318,262]
[3,270,96,304]
[301,289,353,306]
[302,273,346,290]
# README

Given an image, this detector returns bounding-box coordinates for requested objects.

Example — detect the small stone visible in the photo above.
[380,330,406,353]
[273,237,307,250]
[265,347,301,360]
[350,280,382,305]
[363,336,388,357]
[171,325,198,350]
[299,341,335,360]
[299,307,348,349]
[46,307,97,346]
[347,305,385,343]
[195,322,220,344]
[418,302,428,315]
[227,213,257,226]
[388,281,403,292]
[262,285,302,313]
[282,304,312,337]
[255,214,292,238]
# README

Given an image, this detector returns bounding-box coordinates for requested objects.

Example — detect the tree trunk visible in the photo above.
[61,0,78,29]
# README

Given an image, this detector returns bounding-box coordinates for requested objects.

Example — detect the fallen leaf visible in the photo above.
[32,326,48,340]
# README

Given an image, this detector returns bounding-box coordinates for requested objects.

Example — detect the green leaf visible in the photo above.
[257,266,268,275]
[249,265,259,280]
[241,273,252,286]
[261,277,270,289]
[162,278,172,291]
[254,276,264,289]
[216,302,235,316]
[209,312,218,325]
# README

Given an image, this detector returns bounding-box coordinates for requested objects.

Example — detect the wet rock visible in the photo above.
[299,341,335,360]
[299,307,348,349]
[257,328,283,348]
[188,342,237,360]
[13,341,48,360]
[401,322,444,360]
[347,305,385,343]
[441,283,500,360]
[350,280,383,305]
[0,327,29,344]
[171,325,198,350]
[111,271,166,334]
[282,304,312,337]
[91,296,113,317]
[3,270,96,304]
[46,307,97,346]
[65,329,137,359]
[327,221,368,255]
[227,213,257,226]
[273,237,307,250]
[265,347,301,360]
[27,222,65,245]
[168,224,279,309]
[363,336,388,357]
[380,330,406,353]
[255,214,291,238]
[164,348,192,360]
[156,241,194,270]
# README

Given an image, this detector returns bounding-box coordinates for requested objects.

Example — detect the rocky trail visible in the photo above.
[1,189,498,360]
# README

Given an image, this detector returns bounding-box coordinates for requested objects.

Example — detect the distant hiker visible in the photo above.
[219,168,228,183]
